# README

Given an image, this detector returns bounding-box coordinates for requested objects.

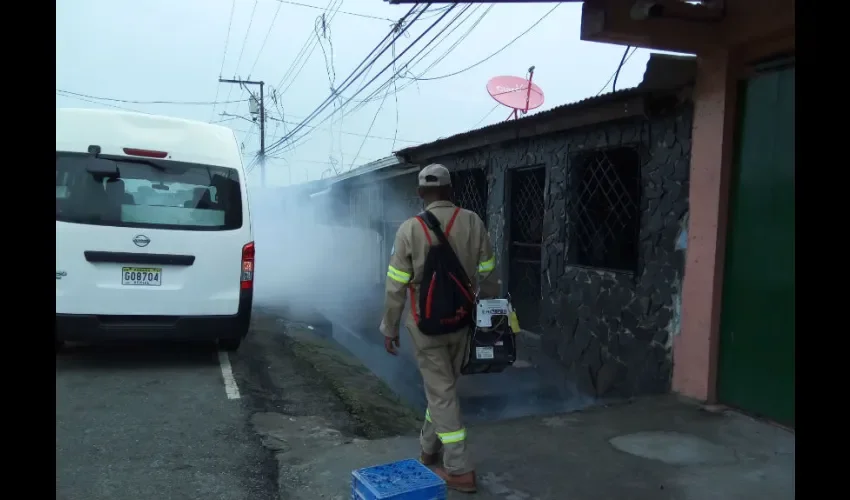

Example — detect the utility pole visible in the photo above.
[219,78,266,186]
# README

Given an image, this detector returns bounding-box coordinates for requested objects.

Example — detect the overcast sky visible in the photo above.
[57,0,657,187]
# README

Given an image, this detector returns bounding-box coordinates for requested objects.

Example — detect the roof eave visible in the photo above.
[398,93,647,164]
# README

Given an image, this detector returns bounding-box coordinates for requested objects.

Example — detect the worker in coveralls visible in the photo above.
[380,163,500,493]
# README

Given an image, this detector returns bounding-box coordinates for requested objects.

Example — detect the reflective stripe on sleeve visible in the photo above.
[387,266,411,284]
[437,428,467,444]
[478,257,496,273]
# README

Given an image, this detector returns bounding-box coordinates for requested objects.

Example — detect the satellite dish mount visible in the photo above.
[486,67,545,122]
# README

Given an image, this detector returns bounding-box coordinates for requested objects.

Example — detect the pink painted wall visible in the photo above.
[673,51,737,402]
[672,31,794,402]
[578,0,795,402]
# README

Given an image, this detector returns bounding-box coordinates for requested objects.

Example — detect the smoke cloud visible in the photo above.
[247,178,593,423]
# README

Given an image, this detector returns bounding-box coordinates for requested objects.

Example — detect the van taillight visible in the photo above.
[241,242,255,290]
[123,148,168,158]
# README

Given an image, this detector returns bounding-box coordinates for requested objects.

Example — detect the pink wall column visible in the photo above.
[673,50,738,402]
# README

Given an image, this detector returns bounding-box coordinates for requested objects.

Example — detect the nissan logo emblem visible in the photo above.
[133,235,151,247]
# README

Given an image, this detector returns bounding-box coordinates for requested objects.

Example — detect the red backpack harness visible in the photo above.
[408,207,463,324]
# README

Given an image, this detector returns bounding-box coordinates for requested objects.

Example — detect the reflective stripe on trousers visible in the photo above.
[425,409,467,444]
[437,428,467,444]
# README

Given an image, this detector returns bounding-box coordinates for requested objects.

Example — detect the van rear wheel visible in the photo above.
[219,338,241,352]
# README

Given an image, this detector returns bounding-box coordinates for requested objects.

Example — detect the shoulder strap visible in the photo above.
[419,210,473,290]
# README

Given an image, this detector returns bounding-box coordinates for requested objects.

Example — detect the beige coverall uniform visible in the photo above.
[379,200,500,475]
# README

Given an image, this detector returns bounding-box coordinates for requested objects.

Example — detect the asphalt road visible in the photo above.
[55,341,278,500]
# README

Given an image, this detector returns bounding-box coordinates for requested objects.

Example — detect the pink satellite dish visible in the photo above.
[486,68,544,121]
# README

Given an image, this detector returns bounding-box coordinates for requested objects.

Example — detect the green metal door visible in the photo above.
[717,64,795,427]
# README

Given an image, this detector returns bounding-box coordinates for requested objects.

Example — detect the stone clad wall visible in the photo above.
[542,107,693,399]
[422,100,693,399]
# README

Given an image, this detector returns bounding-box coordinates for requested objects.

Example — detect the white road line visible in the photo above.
[217,351,241,400]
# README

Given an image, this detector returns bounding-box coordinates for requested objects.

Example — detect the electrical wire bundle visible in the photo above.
[264,3,480,158]
[263,3,457,158]
[270,3,563,158]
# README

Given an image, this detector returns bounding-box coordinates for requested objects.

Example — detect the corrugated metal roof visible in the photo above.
[395,53,696,160]
[395,86,644,158]
[322,155,410,186]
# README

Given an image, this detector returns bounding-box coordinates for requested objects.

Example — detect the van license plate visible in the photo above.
[122,267,162,286]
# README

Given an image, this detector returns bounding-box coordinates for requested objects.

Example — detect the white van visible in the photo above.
[56,108,254,351]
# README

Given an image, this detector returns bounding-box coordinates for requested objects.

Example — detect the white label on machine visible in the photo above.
[475,346,494,360]
[476,299,510,327]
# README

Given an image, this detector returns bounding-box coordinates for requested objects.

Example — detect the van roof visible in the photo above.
[56,108,243,169]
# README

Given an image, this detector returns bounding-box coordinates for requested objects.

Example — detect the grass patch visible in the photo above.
[286,330,423,439]
[251,312,422,439]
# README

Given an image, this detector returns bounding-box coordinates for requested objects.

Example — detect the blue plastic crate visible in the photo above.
[352,458,446,500]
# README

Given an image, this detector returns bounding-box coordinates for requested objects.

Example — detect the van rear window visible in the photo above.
[56,152,243,231]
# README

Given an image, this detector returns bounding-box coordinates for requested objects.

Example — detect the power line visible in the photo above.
[223,112,422,143]
[348,70,394,169]
[595,46,638,96]
[270,4,461,155]
[322,4,536,134]
[210,0,238,121]
[57,89,247,106]
[57,92,150,114]
[316,16,337,87]
[472,103,500,128]
[347,4,486,110]
[222,0,261,117]
[303,4,482,146]
[346,5,472,167]
[271,0,394,22]
[312,2,537,151]
[410,3,561,82]
[274,0,342,94]
[56,85,422,144]
[245,154,262,174]
[276,4,465,154]
[266,155,377,165]
[316,15,344,170]
[265,3,429,155]
[390,41,401,151]
[233,0,260,80]
[612,45,631,93]
[240,122,259,156]
[353,4,480,106]
[406,5,491,80]
[272,24,320,92]
[246,0,284,77]
[229,1,338,162]
[278,1,345,96]
[416,4,454,20]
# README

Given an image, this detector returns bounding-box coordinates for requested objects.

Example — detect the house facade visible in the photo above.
[577,0,795,426]
[390,54,695,398]
[385,0,795,428]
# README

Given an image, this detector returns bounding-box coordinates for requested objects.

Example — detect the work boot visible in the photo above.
[430,467,477,493]
[419,450,440,466]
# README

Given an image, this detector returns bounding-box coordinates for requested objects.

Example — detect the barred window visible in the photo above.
[569,147,641,272]
[450,169,488,225]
